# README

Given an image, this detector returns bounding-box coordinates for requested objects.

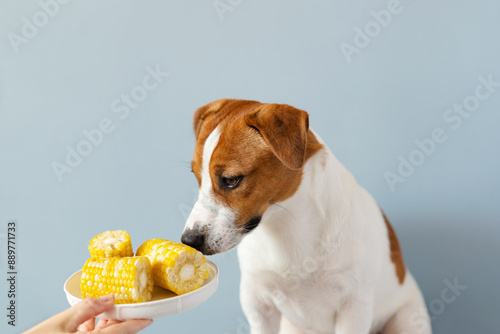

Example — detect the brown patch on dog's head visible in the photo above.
[190,99,260,185]
[244,103,310,170]
[182,99,323,254]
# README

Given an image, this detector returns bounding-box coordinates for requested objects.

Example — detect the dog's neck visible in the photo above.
[240,132,362,270]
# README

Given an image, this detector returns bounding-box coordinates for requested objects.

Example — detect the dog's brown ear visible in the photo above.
[193,104,210,135]
[245,104,309,170]
[193,99,231,137]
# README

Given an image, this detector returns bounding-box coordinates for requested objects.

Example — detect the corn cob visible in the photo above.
[136,239,210,295]
[88,230,134,258]
[80,256,154,304]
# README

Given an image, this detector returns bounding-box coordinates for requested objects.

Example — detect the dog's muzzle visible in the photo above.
[181,228,205,251]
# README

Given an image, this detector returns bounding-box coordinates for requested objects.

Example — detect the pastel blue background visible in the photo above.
[1,0,499,333]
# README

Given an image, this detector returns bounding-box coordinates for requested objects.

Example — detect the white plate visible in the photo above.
[64,260,218,320]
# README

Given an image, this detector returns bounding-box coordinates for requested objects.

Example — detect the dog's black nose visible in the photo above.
[181,230,204,250]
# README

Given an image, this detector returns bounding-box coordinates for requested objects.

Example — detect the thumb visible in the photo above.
[64,295,115,332]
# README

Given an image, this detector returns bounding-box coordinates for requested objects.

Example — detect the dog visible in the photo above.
[181,99,432,334]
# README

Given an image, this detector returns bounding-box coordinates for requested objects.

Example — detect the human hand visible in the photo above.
[24,294,153,334]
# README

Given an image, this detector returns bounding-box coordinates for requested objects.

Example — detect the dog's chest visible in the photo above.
[258,266,353,332]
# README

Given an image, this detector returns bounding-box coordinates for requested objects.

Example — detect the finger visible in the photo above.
[78,317,96,332]
[64,295,115,332]
[100,319,153,334]
[104,319,122,327]
[96,318,123,330]
[95,318,109,330]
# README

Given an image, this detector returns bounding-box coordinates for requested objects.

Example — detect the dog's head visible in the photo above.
[180,99,320,255]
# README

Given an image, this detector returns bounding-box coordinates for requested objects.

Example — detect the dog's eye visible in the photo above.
[220,176,243,189]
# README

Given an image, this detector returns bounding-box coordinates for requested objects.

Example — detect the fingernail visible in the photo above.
[100,294,114,302]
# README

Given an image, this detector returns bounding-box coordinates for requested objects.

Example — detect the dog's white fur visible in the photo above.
[185,126,245,253]
[185,128,431,334]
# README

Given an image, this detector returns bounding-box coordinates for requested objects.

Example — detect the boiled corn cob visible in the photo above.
[136,239,210,295]
[80,256,154,304]
[88,230,133,258]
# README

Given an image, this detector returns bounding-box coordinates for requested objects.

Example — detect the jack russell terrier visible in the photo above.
[181,99,431,334]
